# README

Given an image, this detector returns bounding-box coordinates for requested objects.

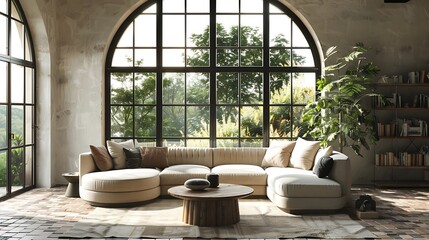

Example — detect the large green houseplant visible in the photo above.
[301,42,380,157]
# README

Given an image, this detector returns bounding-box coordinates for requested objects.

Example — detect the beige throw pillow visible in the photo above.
[261,140,296,167]
[106,140,135,169]
[289,137,320,170]
[89,145,113,171]
[314,146,334,163]
[140,147,168,169]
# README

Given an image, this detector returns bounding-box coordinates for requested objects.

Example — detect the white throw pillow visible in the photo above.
[314,145,334,167]
[106,140,135,169]
[261,140,296,168]
[289,137,320,170]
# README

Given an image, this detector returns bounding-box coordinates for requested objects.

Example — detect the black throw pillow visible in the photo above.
[123,147,142,169]
[313,156,334,178]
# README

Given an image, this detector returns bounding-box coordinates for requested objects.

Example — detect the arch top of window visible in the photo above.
[109,0,318,69]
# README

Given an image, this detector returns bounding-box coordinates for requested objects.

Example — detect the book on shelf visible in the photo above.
[399,119,428,137]
[375,152,425,167]
[377,122,396,137]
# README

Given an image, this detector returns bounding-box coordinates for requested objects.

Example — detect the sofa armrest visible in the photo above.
[79,152,98,186]
[328,151,351,198]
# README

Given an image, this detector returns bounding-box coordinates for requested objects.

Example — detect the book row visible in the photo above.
[375,152,429,167]
[372,93,429,108]
[377,119,428,137]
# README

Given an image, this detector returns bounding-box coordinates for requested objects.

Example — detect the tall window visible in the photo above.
[106,0,320,147]
[0,0,36,199]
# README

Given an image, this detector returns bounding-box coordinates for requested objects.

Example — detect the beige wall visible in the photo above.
[19,0,429,186]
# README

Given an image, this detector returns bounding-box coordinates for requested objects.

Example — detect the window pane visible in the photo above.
[111,106,133,137]
[135,49,156,66]
[217,139,239,147]
[0,151,6,193]
[270,15,291,47]
[270,72,291,104]
[111,72,133,104]
[11,1,21,20]
[144,4,157,13]
[292,106,305,137]
[187,0,209,13]
[112,49,133,67]
[135,140,156,147]
[0,0,6,14]
[25,106,33,145]
[163,139,184,147]
[241,0,263,13]
[270,48,291,67]
[217,48,238,66]
[187,139,209,147]
[270,106,291,138]
[163,0,184,13]
[25,146,32,187]
[163,49,185,67]
[292,22,309,47]
[11,20,24,59]
[135,106,156,137]
[135,14,156,47]
[241,72,263,104]
[293,73,315,104]
[241,139,263,147]
[117,23,133,47]
[187,48,209,66]
[187,72,209,104]
[11,64,24,103]
[216,106,238,137]
[11,106,23,147]
[163,73,185,104]
[0,16,7,55]
[241,106,263,137]
[163,106,184,137]
[217,0,238,13]
[0,61,6,103]
[187,15,209,47]
[0,105,6,149]
[187,106,210,137]
[292,49,314,67]
[269,4,282,13]
[217,72,238,104]
[216,15,238,47]
[135,73,156,104]
[163,15,185,47]
[25,67,33,104]
[24,33,32,61]
[240,15,263,47]
[11,147,24,191]
[240,48,262,66]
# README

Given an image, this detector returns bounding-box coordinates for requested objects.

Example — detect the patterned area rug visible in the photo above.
[61,199,375,239]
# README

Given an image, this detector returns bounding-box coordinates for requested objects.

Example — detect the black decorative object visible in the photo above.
[355,195,376,212]
[184,178,210,190]
[206,173,219,188]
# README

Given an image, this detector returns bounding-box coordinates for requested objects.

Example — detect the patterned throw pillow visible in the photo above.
[140,147,168,169]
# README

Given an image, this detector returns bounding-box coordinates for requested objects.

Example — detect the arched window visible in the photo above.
[0,0,36,199]
[106,0,321,147]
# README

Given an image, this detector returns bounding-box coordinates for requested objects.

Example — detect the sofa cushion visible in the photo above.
[106,140,135,169]
[289,137,320,170]
[140,147,168,169]
[213,148,267,166]
[82,169,160,193]
[211,164,267,185]
[265,167,341,198]
[89,145,113,171]
[159,164,211,185]
[261,140,296,168]
[167,147,213,167]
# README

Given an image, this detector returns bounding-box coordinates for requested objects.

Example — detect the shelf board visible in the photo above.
[374,107,429,110]
[375,83,429,87]
[378,136,429,139]
[375,165,429,169]
[374,181,429,188]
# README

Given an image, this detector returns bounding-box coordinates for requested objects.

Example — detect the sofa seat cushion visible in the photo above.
[211,164,267,185]
[82,168,160,193]
[159,164,211,185]
[265,167,341,198]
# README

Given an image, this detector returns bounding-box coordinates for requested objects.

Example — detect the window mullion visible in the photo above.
[156,1,163,147]
[263,0,270,147]
[209,0,216,148]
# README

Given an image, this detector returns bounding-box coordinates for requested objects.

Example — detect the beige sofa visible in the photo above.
[79,147,351,210]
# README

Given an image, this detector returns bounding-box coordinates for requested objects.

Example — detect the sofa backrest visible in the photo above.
[212,147,267,166]
[167,147,213,167]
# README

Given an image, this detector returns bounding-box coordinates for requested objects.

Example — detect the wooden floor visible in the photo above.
[0,186,428,239]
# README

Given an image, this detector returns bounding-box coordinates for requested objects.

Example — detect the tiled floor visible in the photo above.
[0,186,428,239]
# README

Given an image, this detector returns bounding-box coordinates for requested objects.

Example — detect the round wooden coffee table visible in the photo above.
[168,184,253,226]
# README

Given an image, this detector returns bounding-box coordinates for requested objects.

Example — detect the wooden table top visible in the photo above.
[168,184,254,200]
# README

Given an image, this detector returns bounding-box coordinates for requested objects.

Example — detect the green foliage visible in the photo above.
[301,42,380,157]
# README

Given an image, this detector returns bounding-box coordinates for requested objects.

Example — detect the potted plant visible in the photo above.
[300,42,380,157]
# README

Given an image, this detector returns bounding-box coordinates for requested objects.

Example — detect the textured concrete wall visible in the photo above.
[20,0,429,186]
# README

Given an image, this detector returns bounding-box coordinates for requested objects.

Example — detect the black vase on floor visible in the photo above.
[206,173,219,188]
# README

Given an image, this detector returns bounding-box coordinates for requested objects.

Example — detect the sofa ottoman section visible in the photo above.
[159,164,211,195]
[80,168,160,207]
[211,164,267,195]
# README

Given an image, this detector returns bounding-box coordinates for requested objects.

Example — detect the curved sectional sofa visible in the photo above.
[79,146,351,211]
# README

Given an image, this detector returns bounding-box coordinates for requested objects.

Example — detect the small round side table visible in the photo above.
[62,172,80,198]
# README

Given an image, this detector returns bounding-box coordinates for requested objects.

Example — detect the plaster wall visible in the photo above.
[20,0,429,186]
